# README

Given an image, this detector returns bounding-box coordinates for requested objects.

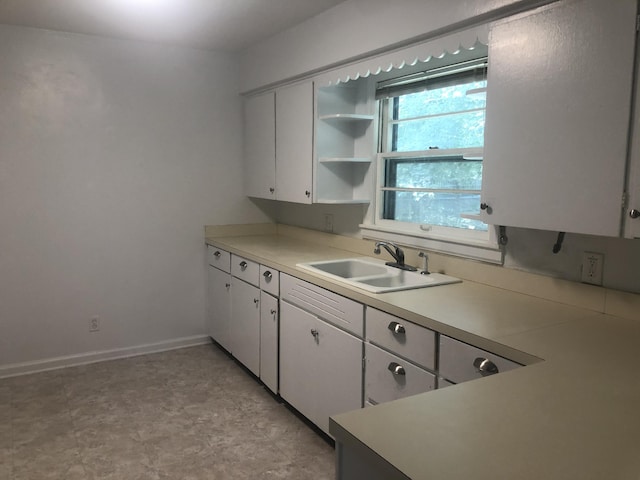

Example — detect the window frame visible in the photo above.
[361,55,502,263]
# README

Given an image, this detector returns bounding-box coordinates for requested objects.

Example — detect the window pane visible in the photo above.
[396,81,486,120]
[393,109,485,151]
[387,158,482,191]
[383,191,487,231]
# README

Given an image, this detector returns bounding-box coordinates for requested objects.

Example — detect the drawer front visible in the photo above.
[365,343,435,406]
[259,265,280,296]
[439,335,521,384]
[207,246,230,272]
[280,273,364,337]
[366,308,436,370]
[231,255,260,287]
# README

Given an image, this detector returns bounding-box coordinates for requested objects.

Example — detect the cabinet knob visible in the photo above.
[387,321,406,335]
[387,362,406,376]
[270,309,277,315]
[253,298,259,305]
[305,190,311,197]
[239,261,248,271]
[310,328,319,338]
[213,251,221,258]
[473,357,499,377]
[263,271,273,280]
[630,209,640,219]
[269,187,275,193]
[480,203,492,214]
[225,283,231,288]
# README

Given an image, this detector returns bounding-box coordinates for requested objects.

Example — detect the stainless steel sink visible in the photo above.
[297,257,460,293]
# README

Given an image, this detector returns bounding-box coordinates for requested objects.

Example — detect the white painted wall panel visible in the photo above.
[0,26,271,367]
[240,0,554,91]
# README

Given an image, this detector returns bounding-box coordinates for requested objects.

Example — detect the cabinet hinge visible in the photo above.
[362,357,366,371]
[637,14,640,31]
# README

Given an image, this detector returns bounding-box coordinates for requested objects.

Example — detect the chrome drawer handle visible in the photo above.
[213,251,221,258]
[239,261,248,271]
[388,321,405,335]
[473,357,499,377]
[388,362,406,376]
[263,271,273,280]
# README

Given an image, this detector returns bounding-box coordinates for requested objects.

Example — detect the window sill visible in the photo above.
[359,223,503,264]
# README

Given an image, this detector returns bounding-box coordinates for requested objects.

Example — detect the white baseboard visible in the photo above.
[0,335,212,379]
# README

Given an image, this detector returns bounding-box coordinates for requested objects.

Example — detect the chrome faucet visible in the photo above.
[374,241,417,272]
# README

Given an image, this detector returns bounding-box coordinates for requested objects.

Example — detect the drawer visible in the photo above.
[280,273,364,337]
[207,246,230,272]
[365,343,435,406]
[366,308,436,370]
[259,265,280,296]
[231,255,260,287]
[439,335,521,384]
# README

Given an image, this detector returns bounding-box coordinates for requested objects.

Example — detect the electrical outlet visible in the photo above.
[90,316,100,332]
[581,252,604,286]
[324,214,334,233]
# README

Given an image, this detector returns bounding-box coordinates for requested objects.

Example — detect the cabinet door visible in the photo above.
[230,278,260,376]
[279,301,318,425]
[244,92,276,199]
[625,43,640,239]
[276,82,313,204]
[280,301,362,436]
[260,292,278,394]
[207,266,231,352]
[313,314,363,434]
[482,0,637,236]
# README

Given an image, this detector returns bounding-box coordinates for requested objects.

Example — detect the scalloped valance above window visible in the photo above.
[314,25,489,87]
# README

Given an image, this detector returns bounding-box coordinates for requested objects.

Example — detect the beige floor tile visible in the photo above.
[1,344,335,479]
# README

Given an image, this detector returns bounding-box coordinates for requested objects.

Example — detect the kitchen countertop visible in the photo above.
[205,232,640,479]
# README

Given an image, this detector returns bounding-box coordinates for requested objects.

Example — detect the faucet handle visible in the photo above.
[418,251,430,275]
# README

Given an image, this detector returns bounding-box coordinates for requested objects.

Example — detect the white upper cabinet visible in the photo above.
[276,81,314,204]
[244,91,276,200]
[625,37,640,239]
[243,82,313,204]
[481,0,637,236]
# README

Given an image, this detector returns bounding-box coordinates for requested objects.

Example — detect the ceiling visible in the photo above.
[0,0,347,52]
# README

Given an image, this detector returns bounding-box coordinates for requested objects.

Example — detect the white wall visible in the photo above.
[0,25,272,368]
[240,0,553,92]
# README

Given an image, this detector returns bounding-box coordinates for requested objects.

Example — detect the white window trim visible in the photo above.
[361,149,502,264]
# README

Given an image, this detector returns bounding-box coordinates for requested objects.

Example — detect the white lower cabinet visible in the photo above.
[207,247,231,352]
[230,278,260,376]
[365,308,436,406]
[365,343,435,406]
[439,335,521,384]
[260,291,278,394]
[279,300,363,436]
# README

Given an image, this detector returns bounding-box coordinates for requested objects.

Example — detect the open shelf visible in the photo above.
[315,199,371,204]
[318,157,372,164]
[318,113,375,122]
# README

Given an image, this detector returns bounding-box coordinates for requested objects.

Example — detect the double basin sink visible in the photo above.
[297,257,460,294]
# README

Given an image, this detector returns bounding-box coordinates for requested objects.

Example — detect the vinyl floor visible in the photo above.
[0,344,335,479]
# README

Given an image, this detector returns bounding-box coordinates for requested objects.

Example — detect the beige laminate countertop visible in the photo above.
[206,233,640,479]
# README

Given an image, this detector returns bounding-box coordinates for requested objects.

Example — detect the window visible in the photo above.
[372,57,496,249]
